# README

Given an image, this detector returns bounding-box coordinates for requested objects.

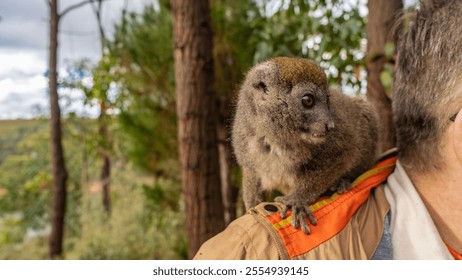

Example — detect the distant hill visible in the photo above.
[0,119,45,135]
[0,119,48,163]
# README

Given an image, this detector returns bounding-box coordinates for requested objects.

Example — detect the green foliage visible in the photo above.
[0,119,185,259]
[108,4,177,174]
[117,106,176,174]
[66,171,185,260]
[380,42,396,95]
[380,64,394,93]
[248,0,367,90]
[0,119,45,164]
[0,236,49,260]
[62,55,115,155]
[212,0,260,95]
[0,120,51,232]
[0,118,90,248]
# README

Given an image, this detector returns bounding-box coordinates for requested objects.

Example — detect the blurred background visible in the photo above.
[0,0,415,259]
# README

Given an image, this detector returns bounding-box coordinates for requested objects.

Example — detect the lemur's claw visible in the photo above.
[275,196,317,234]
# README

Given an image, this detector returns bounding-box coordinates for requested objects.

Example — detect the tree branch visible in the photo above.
[91,0,107,45]
[60,0,112,19]
[60,0,92,18]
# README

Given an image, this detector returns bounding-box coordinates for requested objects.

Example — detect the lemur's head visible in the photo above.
[241,57,334,144]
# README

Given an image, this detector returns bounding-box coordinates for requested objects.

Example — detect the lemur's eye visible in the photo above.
[302,94,315,108]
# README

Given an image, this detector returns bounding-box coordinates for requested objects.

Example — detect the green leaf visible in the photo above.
[380,70,393,91]
[384,42,395,60]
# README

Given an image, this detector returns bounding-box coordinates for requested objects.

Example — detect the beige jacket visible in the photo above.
[194,185,390,260]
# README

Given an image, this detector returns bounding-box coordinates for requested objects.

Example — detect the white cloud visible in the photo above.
[0,75,47,98]
[0,77,48,120]
[0,49,47,119]
[0,49,46,78]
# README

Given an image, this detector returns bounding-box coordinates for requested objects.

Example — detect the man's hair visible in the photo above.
[393,0,462,173]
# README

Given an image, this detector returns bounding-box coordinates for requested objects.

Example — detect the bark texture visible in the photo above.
[99,112,111,215]
[48,0,68,259]
[366,0,403,153]
[172,0,225,258]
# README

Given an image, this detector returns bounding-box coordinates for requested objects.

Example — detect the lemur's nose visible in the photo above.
[326,120,335,131]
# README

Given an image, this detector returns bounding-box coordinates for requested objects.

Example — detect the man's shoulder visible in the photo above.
[193,205,282,259]
[194,149,397,260]
[256,185,390,260]
[194,185,390,260]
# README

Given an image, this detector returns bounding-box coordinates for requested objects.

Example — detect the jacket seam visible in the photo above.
[251,208,290,259]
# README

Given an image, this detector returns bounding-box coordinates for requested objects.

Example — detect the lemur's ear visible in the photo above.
[253,81,268,94]
[247,61,277,94]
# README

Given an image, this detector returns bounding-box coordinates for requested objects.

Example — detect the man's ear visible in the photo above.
[453,108,462,164]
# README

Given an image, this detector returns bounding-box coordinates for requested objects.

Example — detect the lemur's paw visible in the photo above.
[336,179,353,194]
[275,196,317,234]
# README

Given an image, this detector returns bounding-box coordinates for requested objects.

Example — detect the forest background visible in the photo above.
[0,0,412,259]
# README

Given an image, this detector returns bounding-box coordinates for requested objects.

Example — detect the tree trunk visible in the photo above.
[366,0,403,153]
[217,96,238,225]
[99,106,111,214]
[93,0,112,216]
[213,26,239,226]
[101,154,111,214]
[172,0,225,258]
[212,0,245,224]
[48,0,68,259]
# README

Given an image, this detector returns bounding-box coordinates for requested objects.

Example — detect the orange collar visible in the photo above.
[266,156,397,259]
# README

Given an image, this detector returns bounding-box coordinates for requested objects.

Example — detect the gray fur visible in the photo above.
[232,57,379,233]
[393,0,462,173]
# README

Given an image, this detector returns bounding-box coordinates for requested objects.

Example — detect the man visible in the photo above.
[387,0,462,259]
[194,0,462,260]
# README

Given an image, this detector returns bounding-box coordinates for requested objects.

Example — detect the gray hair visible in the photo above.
[393,0,462,173]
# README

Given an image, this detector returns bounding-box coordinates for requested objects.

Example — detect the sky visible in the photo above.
[0,0,154,119]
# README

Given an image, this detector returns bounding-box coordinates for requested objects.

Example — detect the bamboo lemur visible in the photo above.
[232,57,379,234]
